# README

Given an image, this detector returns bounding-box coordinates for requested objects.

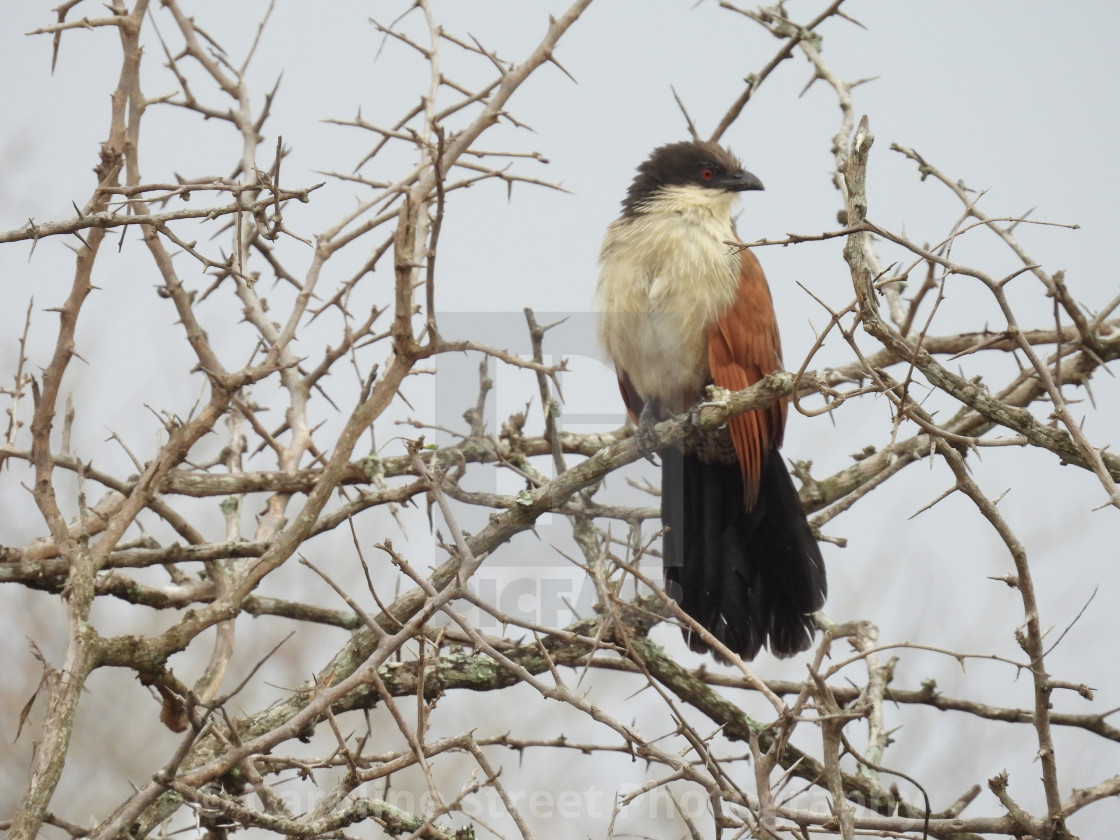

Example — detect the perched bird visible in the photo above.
[596,140,826,660]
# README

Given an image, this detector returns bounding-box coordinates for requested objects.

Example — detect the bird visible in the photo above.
[595,140,827,660]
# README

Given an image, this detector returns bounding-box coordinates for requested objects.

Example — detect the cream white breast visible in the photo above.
[596,184,742,412]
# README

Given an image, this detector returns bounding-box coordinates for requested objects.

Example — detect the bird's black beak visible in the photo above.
[719,169,764,192]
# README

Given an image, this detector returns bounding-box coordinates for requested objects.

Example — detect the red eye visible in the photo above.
[699,167,716,181]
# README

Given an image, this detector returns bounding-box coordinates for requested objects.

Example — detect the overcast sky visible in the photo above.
[2,1,1118,835]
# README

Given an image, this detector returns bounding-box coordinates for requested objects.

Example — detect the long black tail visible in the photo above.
[661,447,827,660]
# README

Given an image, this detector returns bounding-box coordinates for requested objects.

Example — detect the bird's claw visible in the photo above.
[635,427,660,465]
[635,403,661,465]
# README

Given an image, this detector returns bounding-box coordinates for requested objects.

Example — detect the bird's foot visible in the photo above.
[686,401,705,429]
[635,402,660,465]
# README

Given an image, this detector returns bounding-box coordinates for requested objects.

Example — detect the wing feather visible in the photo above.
[708,248,787,508]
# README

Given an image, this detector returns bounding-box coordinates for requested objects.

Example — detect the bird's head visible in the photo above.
[621,140,763,217]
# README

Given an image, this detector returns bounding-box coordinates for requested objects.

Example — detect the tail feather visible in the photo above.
[662,446,826,660]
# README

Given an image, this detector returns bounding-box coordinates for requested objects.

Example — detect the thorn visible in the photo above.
[539,315,570,333]
[670,85,699,142]
[836,9,868,29]
[798,71,821,98]
[547,53,577,84]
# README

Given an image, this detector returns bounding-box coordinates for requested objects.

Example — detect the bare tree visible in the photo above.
[2,2,1117,839]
